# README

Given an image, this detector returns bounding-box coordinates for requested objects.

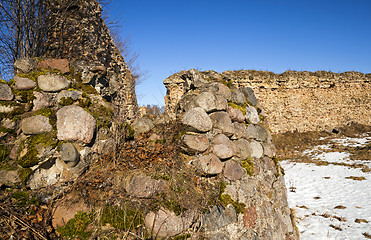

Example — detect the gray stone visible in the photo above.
[203,204,237,231]
[57,105,96,144]
[263,142,276,158]
[241,87,258,106]
[0,84,13,101]
[223,160,245,181]
[145,208,194,237]
[212,134,235,160]
[255,124,268,142]
[56,90,82,103]
[124,173,169,198]
[232,122,249,139]
[2,118,16,129]
[245,106,259,124]
[209,83,232,101]
[250,140,264,159]
[32,92,54,111]
[132,117,154,135]
[196,153,224,175]
[13,76,36,90]
[0,169,21,187]
[181,134,209,154]
[234,139,252,159]
[182,107,212,133]
[194,91,218,113]
[14,58,37,73]
[38,74,70,92]
[215,94,228,111]
[22,115,53,135]
[246,124,258,139]
[209,112,235,137]
[59,143,80,167]
[231,90,246,106]
[227,106,245,123]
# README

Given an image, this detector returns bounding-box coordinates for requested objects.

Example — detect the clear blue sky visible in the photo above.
[108,0,371,106]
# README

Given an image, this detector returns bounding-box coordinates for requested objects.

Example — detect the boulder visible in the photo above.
[215,94,228,111]
[132,117,155,135]
[245,106,259,124]
[241,87,258,106]
[250,140,264,159]
[123,173,169,198]
[209,112,235,137]
[223,160,245,181]
[203,204,237,231]
[231,90,246,106]
[182,107,212,133]
[232,122,249,139]
[246,124,259,139]
[38,59,70,74]
[208,83,232,101]
[227,106,245,123]
[37,74,70,92]
[57,105,96,144]
[14,58,37,74]
[0,84,13,101]
[263,142,276,158]
[32,92,54,111]
[13,76,36,90]
[22,115,53,135]
[212,134,235,160]
[181,134,209,154]
[145,208,194,238]
[195,153,224,175]
[56,90,82,103]
[194,92,218,113]
[59,143,80,167]
[255,124,268,142]
[234,139,252,159]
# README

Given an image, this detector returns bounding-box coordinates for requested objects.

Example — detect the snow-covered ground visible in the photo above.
[281,135,371,240]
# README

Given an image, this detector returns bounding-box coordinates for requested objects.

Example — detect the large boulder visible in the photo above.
[182,107,212,133]
[57,105,96,144]
[231,89,246,106]
[38,59,70,74]
[193,92,218,113]
[227,106,245,123]
[250,140,264,159]
[209,112,235,137]
[21,115,53,135]
[56,90,82,103]
[234,138,252,160]
[208,83,232,101]
[241,87,258,106]
[37,74,70,92]
[181,134,209,154]
[13,76,36,90]
[0,84,13,101]
[212,134,235,160]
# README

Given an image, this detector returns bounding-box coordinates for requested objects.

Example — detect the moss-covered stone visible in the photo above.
[0,144,10,163]
[12,89,35,103]
[18,168,33,185]
[57,211,93,240]
[221,78,233,88]
[218,181,246,214]
[12,190,39,209]
[228,102,248,115]
[100,204,143,230]
[241,159,255,176]
[33,108,57,129]
[17,145,39,168]
[58,96,75,106]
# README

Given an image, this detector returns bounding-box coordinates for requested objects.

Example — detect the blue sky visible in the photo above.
[109,0,371,106]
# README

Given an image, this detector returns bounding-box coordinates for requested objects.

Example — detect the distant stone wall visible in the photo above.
[165,70,371,133]
[44,0,138,121]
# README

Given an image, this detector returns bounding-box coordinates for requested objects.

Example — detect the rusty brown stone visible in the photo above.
[38,59,70,74]
[243,205,258,229]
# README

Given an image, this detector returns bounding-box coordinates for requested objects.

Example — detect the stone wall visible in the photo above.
[43,0,138,121]
[165,70,371,133]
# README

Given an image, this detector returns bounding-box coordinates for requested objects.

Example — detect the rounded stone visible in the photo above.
[181,134,209,154]
[59,142,80,167]
[212,134,235,159]
[0,84,13,101]
[182,107,212,133]
[224,160,245,181]
[194,91,217,113]
[255,124,268,142]
[13,76,36,90]
[209,112,235,137]
[196,153,224,175]
[245,106,260,124]
[22,115,53,135]
[231,90,246,106]
[250,140,264,159]
[57,105,96,144]
[38,74,70,92]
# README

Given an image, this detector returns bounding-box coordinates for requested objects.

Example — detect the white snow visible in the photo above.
[281,136,371,240]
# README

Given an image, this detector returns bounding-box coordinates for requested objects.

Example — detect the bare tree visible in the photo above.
[0,0,48,80]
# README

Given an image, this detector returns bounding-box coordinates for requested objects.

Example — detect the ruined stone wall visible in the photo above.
[165,70,370,133]
[44,0,138,121]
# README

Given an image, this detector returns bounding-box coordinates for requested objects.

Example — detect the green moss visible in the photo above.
[174,233,191,240]
[241,159,255,176]
[218,181,246,214]
[221,78,233,88]
[12,89,35,103]
[18,168,33,185]
[58,96,75,106]
[100,204,143,230]
[0,144,10,163]
[17,145,38,168]
[259,115,265,122]
[228,102,248,114]
[58,211,93,240]
[12,190,39,208]
[0,79,7,84]
[16,69,56,82]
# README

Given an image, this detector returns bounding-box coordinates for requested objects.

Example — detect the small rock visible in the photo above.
[231,90,246,106]
[32,92,54,111]
[209,112,235,137]
[246,124,259,139]
[227,106,245,123]
[14,58,37,73]
[241,87,258,106]
[245,106,259,124]
[203,204,237,231]
[56,90,82,103]
[132,117,154,135]
[232,122,249,139]
[57,105,96,144]
[223,160,245,181]
[22,115,53,135]
[212,134,235,159]
[0,84,13,101]
[59,143,80,167]
[13,76,36,90]
[38,74,70,92]
[181,134,209,154]
[196,153,224,175]
[255,124,268,142]
[250,140,264,159]
[182,107,212,133]
[37,59,70,74]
